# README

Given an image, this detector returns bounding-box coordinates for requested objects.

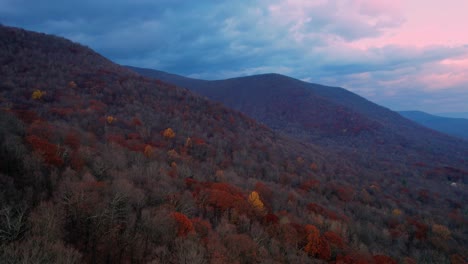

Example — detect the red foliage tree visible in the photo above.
[88,99,107,113]
[224,234,258,263]
[450,254,467,264]
[403,257,417,264]
[106,134,127,147]
[172,212,194,237]
[204,183,248,216]
[254,181,273,208]
[278,223,302,247]
[373,255,397,264]
[317,236,331,260]
[131,117,143,126]
[323,231,344,248]
[333,184,355,202]
[263,213,279,225]
[64,130,80,150]
[310,162,319,171]
[336,254,370,264]
[191,137,206,145]
[307,203,326,215]
[191,217,211,239]
[28,120,54,140]
[70,150,85,171]
[12,109,40,124]
[26,135,63,166]
[49,107,74,117]
[307,203,346,221]
[407,217,428,240]
[126,133,141,140]
[299,179,320,192]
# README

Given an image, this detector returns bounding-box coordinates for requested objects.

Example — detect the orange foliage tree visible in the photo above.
[143,144,153,157]
[163,128,175,139]
[106,115,116,124]
[304,225,331,260]
[304,225,320,256]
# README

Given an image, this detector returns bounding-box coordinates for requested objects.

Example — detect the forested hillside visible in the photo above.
[129,67,468,180]
[0,25,466,264]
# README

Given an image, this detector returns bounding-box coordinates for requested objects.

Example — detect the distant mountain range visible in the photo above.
[128,66,468,175]
[399,111,468,140]
[436,112,468,119]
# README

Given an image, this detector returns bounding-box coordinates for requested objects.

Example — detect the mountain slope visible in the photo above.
[1,25,467,263]
[0,25,332,263]
[128,66,468,174]
[399,111,468,140]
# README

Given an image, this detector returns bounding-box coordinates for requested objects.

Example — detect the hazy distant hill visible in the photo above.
[128,66,468,172]
[436,112,468,119]
[399,111,468,140]
[1,25,467,263]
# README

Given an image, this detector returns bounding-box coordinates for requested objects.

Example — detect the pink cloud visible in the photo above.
[418,58,468,91]
[353,0,468,48]
[358,0,402,16]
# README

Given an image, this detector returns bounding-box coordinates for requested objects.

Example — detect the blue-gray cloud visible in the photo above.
[1,0,467,113]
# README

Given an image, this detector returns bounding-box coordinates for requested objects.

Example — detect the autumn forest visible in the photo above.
[0,25,467,264]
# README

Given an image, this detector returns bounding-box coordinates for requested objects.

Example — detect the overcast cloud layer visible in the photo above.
[1,0,468,113]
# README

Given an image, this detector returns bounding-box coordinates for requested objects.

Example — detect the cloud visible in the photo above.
[1,0,468,112]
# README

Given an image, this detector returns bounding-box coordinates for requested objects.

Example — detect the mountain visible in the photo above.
[128,66,468,174]
[399,111,468,140]
[1,25,467,263]
[436,112,468,119]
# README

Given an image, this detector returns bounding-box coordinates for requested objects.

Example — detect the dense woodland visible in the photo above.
[0,25,467,263]
[129,66,468,177]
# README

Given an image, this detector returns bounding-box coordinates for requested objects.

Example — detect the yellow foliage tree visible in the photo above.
[163,128,175,139]
[31,89,46,100]
[248,191,265,213]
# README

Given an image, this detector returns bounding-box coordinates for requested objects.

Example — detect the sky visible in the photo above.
[1,0,468,114]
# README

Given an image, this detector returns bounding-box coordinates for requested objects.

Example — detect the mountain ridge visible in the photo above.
[128,66,468,171]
